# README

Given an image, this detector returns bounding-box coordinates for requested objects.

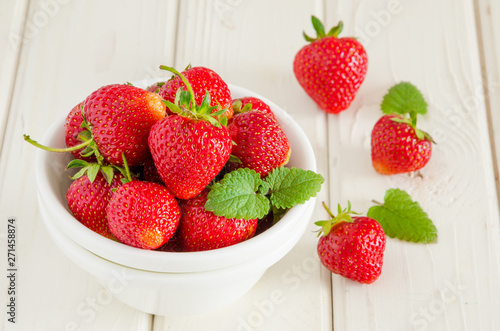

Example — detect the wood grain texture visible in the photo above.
[326,0,500,330]
[1,0,178,330]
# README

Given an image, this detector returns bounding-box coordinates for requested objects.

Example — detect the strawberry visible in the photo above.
[179,190,258,251]
[232,96,275,119]
[66,172,124,239]
[158,65,234,119]
[83,84,166,167]
[316,203,386,284]
[64,102,96,162]
[371,114,433,175]
[141,154,164,184]
[372,82,434,175]
[106,181,181,250]
[148,66,232,200]
[228,110,290,177]
[293,17,368,114]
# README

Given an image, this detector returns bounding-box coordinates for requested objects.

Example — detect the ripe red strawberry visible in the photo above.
[66,172,124,239]
[293,17,368,113]
[316,203,386,284]
[141,154,164,184]
[106,181,181,250]
[158,65,233,119]
[232,96,275,119]
[149,115,231,199]
[371,114,432,175]
[83,84,166,167]
[179,190,258,251]
[228,110,290,177]
[148,66,232,200]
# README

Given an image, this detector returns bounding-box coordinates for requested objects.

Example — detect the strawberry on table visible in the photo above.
[228,109,291,178]
[179,190,258,252]
[106,181,181,250]
[83,84,166,167]
[371,82,434,175]
[316,202,386,284]
[293,16,368,114]
[149,66,232,200]
[66,172,124,239]
[158,65,234,119]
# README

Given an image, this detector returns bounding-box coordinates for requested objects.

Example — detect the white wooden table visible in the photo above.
[1,0,500,330]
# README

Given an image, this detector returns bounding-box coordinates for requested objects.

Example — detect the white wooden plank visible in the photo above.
[0,0,29,147]
[475,0,500,198]
[325,0,500,330]
[1,0,179,329]
[154,0,333,330]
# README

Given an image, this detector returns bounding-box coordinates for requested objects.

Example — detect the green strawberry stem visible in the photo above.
[159,65,227,128]
[315,201,358,237]
[390,113,436,143]
[121,153,133,183]
[159,65,196,108]
[304,17,343,42]
[23,134,92,152]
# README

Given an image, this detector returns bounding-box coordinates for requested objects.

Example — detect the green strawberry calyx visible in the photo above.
[303,16,343,43]
[390,112,435,143]
[232,99,254,115]
[159,65,228,127]
[315,201,359,237]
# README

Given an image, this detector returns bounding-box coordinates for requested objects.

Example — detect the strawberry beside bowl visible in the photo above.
[35,82,318,316]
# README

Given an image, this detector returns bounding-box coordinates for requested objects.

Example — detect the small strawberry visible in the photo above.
[371,82,434,175]
[228,110,290,177]
[64,102,96,162]
[149,66,232,200]
[106,181,181,250]
[83,84,166,167]
[141,154,164,184]
[371,114,432,175]
[66,172,124,239]
[158,65,234,119]
[232,96,275,119]
[179,190,258,252]
[293,17,368,113]
[316,202,386,284]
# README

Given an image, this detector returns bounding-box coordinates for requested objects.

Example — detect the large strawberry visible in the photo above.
[66,172,124,239]
[371,82,433,175]
[149,66,232,200]
[179,190,258,251]
[371,114,432,175]
[158,65,234,119]
[293,17,368,113]
[228,109,290,177]
[106,181,181,250]
[316,203,386,284]
[83,84,166,167]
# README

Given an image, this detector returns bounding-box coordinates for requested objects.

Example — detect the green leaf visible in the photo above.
[381,82,428,116]
[87,163,100,183]
[311,16,326,38]
[205,168,270,220]
[66,159,89,169]
[367,188,437,244]
[266,167,324,209]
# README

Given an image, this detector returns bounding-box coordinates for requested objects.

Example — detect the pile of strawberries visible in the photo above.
[27,65,292,252]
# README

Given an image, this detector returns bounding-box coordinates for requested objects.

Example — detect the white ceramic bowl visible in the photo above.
[35,81,318,315]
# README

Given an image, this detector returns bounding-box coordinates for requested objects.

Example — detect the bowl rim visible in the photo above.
[35,81,317,273]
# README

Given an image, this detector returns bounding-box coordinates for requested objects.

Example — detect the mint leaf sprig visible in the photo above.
[205,167,324,221]
[381,82,435,143]
[367,188,438,244]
